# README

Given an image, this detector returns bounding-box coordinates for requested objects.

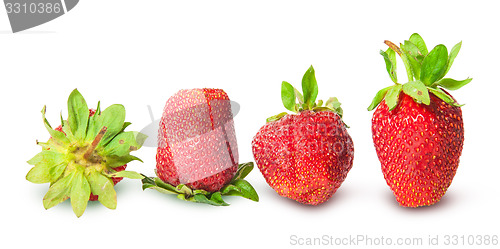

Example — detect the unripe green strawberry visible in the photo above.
[368,33,471,207]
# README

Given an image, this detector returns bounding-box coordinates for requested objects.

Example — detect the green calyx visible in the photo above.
[368,33,472,111]
[27,89,147,217]
[267,65,345,123]
[142,162,259,206]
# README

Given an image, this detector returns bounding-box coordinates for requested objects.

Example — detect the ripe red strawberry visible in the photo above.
[368,33,472,207]
[27,89,146,217]
[252,66,354,205]
[54,109,127,202]
[156,88,239,193]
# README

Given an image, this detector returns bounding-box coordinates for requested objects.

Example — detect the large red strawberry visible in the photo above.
[27,89,146,217]
[148,88,258,206]
[252,66,354,205]
[368,33,472,207]
[54,109,127,201]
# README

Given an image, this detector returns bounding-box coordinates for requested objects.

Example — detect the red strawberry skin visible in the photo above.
[372,93,464,207]
[156,89,238,192]
[252,110,354,205]
[54,109,127,201]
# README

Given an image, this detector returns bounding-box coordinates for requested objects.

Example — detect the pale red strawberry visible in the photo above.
[156,88,238,192]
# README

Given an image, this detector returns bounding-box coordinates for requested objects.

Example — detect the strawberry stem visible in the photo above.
[84,126,107,160]
[384,40,402,56]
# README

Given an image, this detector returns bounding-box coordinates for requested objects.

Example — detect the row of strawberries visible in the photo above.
[27,33,470,217]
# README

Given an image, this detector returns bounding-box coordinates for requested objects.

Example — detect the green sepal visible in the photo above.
[434,78,472,91]
[446,41,462,75]
[92,104,126,146]
[232,162,254,181]
[26,151,67,184]
[87,170,117,210]
[41,106,70,150]
[397,43,415,81]
[380,49,398,83]
[367,86,392,111]
[324,97,343,118]
[106,170,145,180]
[70,169,91,218]
[281,81,297,112]
[420,44,448,85]
[402,80,430,105]
[266,112,288,123]
[427,87,459,106]
[409,33,428,56]
[67,89,90,140]
[141,162,259,206]
[189,192,229,206]
[386,84,402,111]
[294,88,304,105]
[86,101,100,141]
[370,34,470,112]
[105,155,143,168]
[301,65,319,109]
[220,179,259,202]
[102,131,147,157]
[43,170,76,210]
[401,40,422,80]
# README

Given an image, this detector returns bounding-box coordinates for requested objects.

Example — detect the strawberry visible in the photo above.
[53,109,127,202]
[368,33,472,207]
[27,89,147,217]
[146,88,258,206]
[252,66,354,205]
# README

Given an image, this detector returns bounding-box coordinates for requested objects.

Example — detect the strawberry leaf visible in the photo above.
[367,86,392,111]
[435,78,472,91]
[380,49,398,83]
[409,33,428,55]
[301,65,318,109]
[385,84,402,111]
[67,89,90,140]
[445,41,462,75]
[402,80,430,105]
[281,81,297,112]
[420,45,448,85]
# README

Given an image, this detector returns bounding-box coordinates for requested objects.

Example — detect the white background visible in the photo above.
[1,1,499,248]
